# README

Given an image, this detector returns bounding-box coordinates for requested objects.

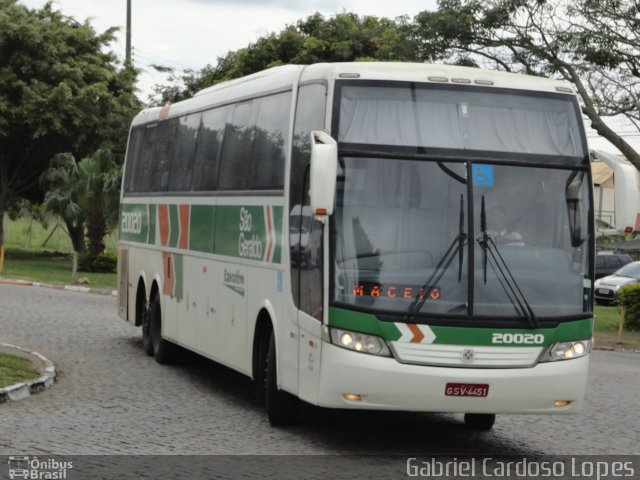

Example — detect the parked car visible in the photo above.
[595,251,633,280]
[594,261,640,305]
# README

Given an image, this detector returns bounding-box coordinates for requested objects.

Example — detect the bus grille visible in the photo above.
[389,343,544,368]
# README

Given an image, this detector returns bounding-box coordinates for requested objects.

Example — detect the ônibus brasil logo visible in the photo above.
[8,456,73,479]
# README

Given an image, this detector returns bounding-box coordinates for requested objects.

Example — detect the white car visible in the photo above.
[594,261,640,305]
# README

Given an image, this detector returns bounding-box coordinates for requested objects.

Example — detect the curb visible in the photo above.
[0,343,56,403]
[0,277,117,297]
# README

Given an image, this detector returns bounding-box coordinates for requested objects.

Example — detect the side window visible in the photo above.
[192,107,228,191]
[169,113,201,191]
[132,123,158,193]
[218,101,258,190]
[289,83,327,318]
[606,256,622,269]
[123,127,143,194]
[250,91,292,190]
[151,118,178,192]
[596,256,605,268]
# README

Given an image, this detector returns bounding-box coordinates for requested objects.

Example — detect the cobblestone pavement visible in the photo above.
[0,284,638,456]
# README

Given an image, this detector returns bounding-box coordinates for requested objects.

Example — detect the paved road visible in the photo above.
[0,284,638,456]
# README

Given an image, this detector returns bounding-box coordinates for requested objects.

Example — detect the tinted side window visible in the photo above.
[123,127,143,193]
[192,107,228,191]
[250,92,291,190]
[169,114,201,191]
[132,124,158,193]
[218,101,258,190]
[151,118,179,192]
[596,256,605,268]
[606,256,622,269]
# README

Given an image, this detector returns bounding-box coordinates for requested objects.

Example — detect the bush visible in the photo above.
[614,284,640,331]
[78,252,117,273]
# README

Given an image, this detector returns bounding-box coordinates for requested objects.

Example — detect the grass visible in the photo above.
[0,353,40,388]
[2,249,117,290]
[594,305,640,350]
[2,214,117,290]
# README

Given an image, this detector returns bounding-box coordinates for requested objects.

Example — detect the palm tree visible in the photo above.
[40,153,86,253]
[76,150,121,256]
[41,149,122,255]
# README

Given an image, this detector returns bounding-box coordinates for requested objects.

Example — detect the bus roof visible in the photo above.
[131,62,576,127]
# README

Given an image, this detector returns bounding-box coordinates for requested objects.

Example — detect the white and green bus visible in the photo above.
[119,62,603,429]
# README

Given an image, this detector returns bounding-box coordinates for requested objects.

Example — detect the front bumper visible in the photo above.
[317,343,588,414]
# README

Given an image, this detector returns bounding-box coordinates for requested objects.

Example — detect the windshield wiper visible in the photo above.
[478,196,538,329]
[404,195,467,322]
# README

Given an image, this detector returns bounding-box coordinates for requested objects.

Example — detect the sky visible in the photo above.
[19,0,437,102]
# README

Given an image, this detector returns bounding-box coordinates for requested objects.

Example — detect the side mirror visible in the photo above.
[309,131,338,218]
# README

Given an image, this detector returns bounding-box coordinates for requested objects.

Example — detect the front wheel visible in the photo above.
[464,413,495,431]
[266,332,300,426]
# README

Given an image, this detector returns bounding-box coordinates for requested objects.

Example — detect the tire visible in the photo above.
[266,332,300,426]
[141,300,154,356]
[255,334,269,405]
[149,296,176,364]
[464,413,496,431]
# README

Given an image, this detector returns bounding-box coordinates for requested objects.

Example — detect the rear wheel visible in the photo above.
[141,300,153,356]
[464,413,495,431]
[149,296,176,364]
[266,332,300,426]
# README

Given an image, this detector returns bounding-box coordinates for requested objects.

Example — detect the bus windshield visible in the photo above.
[331,83,591,322]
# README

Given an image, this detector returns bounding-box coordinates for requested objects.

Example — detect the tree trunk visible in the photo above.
[86,213,106,256]
[64,218,86,253]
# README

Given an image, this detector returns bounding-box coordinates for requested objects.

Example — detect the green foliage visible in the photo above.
[410,0,640,170]
[614,283,640,330]
[0,0,139,243]
[78,252,117,273]
[40,149,121,255]
[151,12,418,104]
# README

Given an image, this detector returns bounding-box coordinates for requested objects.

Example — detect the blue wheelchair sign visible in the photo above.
[472,164,494,187]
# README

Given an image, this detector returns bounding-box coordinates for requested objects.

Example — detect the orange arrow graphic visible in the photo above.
[408,324,424,343]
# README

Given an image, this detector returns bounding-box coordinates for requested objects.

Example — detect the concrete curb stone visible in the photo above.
[0,343,56,403]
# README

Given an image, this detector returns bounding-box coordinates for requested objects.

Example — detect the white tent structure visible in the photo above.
[587,132,640,234]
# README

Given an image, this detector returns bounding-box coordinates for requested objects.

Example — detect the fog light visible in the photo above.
[553,400,572,408]
[342,393,362,401]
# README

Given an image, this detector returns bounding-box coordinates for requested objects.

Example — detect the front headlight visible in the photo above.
[540,339,592,362]
[329,328,391,357]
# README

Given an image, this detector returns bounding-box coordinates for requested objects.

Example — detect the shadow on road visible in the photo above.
[126,336,536,456]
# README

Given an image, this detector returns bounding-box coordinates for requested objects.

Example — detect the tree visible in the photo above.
[0,0,139,245]
[39,153,85,253]
[411,0,640,169]
[76,149,121,256]
[151,12,414,104]
[41,150,121,256]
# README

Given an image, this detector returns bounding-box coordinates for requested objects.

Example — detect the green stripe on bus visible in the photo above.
[121,202,282,263]
[120,203,150,243]
[272,206,283,263]
[190,205,215,253]
[328,306,593,346]
[148,204,156,244]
